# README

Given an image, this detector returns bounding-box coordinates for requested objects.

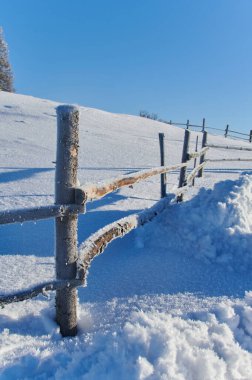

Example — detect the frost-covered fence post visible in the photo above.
[198,131,208,178]
[55,105,79,337]
[178,129,190,202]
[159,133,166,198]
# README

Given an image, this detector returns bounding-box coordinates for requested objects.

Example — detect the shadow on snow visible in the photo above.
[0,167,54,183]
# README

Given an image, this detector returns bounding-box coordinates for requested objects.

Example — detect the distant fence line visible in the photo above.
[167,119,252,143]
[139,113,252,143]
[1,108,252,338]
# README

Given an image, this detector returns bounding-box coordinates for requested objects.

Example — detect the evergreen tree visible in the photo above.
[0,27,14,92]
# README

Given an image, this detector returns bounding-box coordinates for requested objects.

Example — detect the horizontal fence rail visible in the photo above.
[186,162,206,184]
[205,126,223,132]
[206,143,252,152]
[206,158,252,162]
[171,162,207,198]
[187,124,202,128]
[77,196,172,283]
[75,163,187,204]
[0,204,84,225]
[168,121,187,126]
[228,136,250,142]
[0,279,83,307]
[228,129,250,137]
[187,146,209,160]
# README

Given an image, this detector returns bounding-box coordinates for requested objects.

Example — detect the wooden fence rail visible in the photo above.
[206,158,252,162]
[77,196,173,283]
[75,163,187,204]
[166,118,251,142]
[187,146,209,160]
[228,129,250,137]
[1,106,251,337]
[171,162,207,199]
[0,204,83,225]
[0,279,83,307]
[206,143,252,152]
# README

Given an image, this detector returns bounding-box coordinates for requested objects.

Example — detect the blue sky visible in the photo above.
[1,0,252,133]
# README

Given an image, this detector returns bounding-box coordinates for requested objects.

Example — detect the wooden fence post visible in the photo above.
[55,105,79,337]
[202,118,205,132]
[224,124,229,138]
[249,130,252,143]
[159,133,166,198]
[178,129,190,201]
[186,119,190,130]
[198,131,208,178]
[192,135,199,186]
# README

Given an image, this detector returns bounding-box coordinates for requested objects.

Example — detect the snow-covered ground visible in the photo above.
[0,92,252,379]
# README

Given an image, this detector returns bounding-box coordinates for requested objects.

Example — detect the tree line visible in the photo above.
[0,27,14,92]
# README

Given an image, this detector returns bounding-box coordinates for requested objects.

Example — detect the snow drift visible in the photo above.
[144,173,252,272]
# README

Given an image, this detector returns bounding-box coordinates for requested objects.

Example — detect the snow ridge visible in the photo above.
[148,173,252,272]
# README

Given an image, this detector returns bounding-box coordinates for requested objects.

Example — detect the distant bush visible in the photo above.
[139,111,172,124]
[139,111,158,120]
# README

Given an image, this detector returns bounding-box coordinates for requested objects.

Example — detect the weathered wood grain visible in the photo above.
[75,163,187,204]
[0,279,83,307]
[55,105,79,337]
[0,204,83,225]
[77,196,172,282]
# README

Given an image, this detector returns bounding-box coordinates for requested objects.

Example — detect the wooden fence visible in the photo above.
[166,118,252,143]
[0,107,250,337]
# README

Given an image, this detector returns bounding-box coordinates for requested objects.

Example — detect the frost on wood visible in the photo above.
[75,163,187,204]
[186,162,206,183]
[0,204,83,225]
[0,278,83,306]
[77,216,138,282]
[174,162,207,199]
[55,104,80,337]
[77,196,171,283]
[55,105,80,203]
[56,105,79,119]
[187,147,209,160]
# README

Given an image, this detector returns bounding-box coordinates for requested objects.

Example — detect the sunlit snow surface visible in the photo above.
[1,92,252,379]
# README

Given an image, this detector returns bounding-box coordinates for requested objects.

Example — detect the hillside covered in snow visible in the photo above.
[0,92,252,379]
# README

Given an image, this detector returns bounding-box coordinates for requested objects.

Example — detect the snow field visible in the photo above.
[1,92,252,379]
[1,293,252,379]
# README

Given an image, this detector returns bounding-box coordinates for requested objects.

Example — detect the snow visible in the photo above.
[150,173,252,271]
[1,91,252,379]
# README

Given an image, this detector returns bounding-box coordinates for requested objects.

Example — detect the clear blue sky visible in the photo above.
[1,0,252,133]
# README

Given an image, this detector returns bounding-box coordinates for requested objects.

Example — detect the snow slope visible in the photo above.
[0,92,252,379]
